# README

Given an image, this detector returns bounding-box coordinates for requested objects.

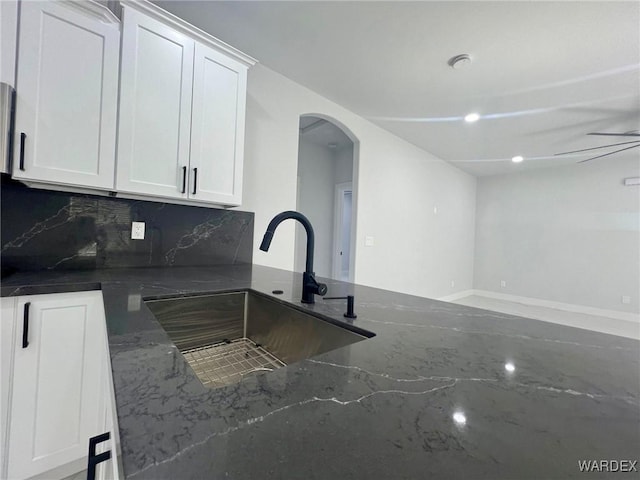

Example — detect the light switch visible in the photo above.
[365,236,375,247]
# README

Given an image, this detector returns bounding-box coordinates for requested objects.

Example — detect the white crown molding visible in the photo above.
[119,0,257,67]
[60,1,120,25]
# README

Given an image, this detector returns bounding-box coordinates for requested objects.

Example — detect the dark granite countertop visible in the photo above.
[2,265,639,479]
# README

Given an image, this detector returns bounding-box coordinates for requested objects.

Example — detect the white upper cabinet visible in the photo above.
[190,43,247,205]
[117,1,254,207]
[116,6,194,199]
[8,0,253,206]
[12,1,120,190]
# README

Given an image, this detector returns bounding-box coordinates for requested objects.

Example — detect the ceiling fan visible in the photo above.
[554,131,640,163]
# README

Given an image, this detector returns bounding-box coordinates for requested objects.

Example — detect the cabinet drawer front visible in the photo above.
[117,6,194,199]
[189,43,246,206]
[13,1,119,189]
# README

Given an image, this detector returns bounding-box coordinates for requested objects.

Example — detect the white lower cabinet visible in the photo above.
[1,297,18,479]
[1,291,119,480]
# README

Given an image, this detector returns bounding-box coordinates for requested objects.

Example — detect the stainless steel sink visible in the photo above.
[145,290,374,389]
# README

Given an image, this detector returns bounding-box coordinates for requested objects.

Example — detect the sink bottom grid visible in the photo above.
[182,338,286,389]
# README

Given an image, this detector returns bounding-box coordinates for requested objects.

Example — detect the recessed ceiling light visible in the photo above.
[505,362,516,373]
[464,113,480,123]
[448,54,472,70]
[512,155,524,163]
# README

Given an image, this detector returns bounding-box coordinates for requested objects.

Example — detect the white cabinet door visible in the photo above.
[189,42,247,206]
[12,1,120,190]
[95,328,121,480]
[116,5,194,199]
[7,291,107,479]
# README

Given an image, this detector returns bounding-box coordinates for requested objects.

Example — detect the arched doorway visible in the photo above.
[295,115,358,282]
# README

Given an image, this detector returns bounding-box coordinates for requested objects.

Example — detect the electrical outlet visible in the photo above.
[131,221,145,240]
[621,296,631,305]
[433,206,438,215]
[450,280,455,288]
[128,294,142,311]
[500,280,507,288]
[365,236,375,247]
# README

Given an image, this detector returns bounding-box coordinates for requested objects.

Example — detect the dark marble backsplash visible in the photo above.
[0,176,253,272]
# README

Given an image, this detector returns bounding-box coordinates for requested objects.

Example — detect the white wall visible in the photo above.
[294,138,335,278]
[0,0,18,86]
[243,64,477,299]
[334,144,354,184]
[474,154,640,314]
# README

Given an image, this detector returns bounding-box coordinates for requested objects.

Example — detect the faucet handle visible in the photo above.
[323,295,357,319]
[302,271,327,303]
[307,274,327,296]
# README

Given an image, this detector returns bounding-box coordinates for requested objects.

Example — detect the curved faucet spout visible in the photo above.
[259,210,315,273]
[259,211,326,304]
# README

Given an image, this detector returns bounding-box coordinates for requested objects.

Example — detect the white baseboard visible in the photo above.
[448,289,640,324]
[437,290,475,302]
[29,457,86,480]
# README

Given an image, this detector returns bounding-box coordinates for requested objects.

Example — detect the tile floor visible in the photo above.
[450,295,639,340]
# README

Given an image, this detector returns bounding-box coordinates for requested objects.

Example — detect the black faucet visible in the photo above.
[259,211,328,304]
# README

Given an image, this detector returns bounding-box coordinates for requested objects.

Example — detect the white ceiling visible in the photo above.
[156,1,640,176]
[299,117,353,150]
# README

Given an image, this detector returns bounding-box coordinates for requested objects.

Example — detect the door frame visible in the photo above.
[332,182,352,280]
[299,113,360,283]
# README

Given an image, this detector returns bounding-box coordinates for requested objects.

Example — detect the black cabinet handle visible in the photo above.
[87,432,111,480]
[19,132,26,171]
[22,302,30,348]
[192,167,198,195]
[181,166,187,193]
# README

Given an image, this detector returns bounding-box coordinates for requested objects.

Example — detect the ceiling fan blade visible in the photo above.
[578,143,640,163]
[555,140,640,156]
[588,132,640,137]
